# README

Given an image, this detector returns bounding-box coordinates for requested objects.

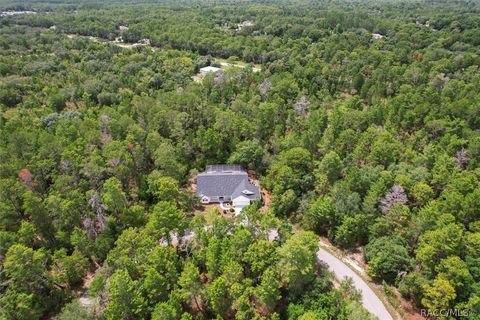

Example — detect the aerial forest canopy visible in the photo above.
[0,0,480,319]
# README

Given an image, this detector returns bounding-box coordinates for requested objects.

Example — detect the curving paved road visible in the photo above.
[317,247,393,320]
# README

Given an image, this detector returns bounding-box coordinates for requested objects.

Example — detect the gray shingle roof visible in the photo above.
[231,179,259,200]
[197,165,260,200]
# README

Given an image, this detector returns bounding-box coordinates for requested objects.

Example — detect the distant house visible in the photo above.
[138,38,151,45]
[199,66,221,75]
[197,165,260,213]
[237,20,255,30]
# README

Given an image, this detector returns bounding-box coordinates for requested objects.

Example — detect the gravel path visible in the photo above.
[317,247,393,320]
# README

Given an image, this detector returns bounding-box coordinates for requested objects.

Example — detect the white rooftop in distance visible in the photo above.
[199,66,222,74]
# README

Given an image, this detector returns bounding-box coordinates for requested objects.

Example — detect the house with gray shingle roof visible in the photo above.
[197,165,260,213]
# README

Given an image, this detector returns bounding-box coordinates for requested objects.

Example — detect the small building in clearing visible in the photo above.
[197,164,260,214]
[199,66,222,75]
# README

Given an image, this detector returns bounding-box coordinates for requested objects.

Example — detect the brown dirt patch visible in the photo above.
[187,175,197,193]
[345,247,367,270]
[246,170,271,212]
[82,269,95,290]
[260,188,271,212]
[398,292,426,320]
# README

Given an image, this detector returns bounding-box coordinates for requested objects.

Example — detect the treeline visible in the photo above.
[5,1,480,62]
